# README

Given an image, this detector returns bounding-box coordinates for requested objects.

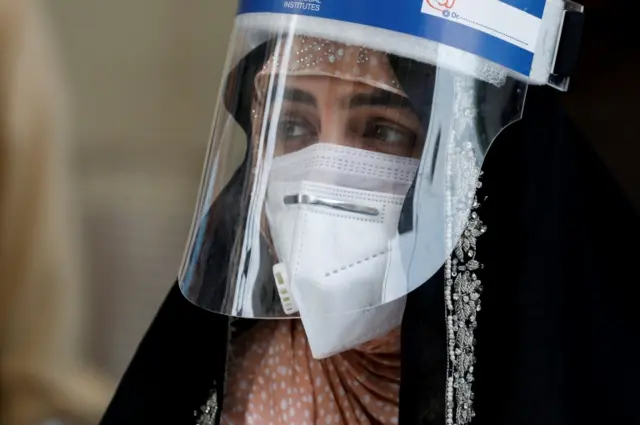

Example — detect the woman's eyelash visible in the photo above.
[364,120,415,139]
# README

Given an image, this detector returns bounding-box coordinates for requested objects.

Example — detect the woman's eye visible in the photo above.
[275,115,318,154]
[365,121,416,146]
[374,125,404,143]
[279,119,314,140]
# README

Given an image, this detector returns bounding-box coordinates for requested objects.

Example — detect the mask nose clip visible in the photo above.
[283,193,380,216]
[273,263,299,315]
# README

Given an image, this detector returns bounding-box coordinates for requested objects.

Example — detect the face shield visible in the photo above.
[179,0,583,359]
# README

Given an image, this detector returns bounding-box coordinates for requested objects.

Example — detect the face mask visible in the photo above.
[264,143,419,358]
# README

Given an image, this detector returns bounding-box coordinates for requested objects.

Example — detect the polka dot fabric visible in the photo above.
[221,320,401,425]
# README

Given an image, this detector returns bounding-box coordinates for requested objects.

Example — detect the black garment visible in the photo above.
[100,87,640,425]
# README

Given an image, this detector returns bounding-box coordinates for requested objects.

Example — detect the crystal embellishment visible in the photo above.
[195,388,219,425]
[195,319,236,425]
[445,202,485,425]
[256,36,403,92]
[444,76,485,425]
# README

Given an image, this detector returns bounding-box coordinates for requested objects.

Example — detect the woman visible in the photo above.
[101,4,640,425]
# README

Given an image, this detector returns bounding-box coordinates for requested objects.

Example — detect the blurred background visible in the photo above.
[1,1,237,424]
[45,0,236,381]
[0,0,636,424]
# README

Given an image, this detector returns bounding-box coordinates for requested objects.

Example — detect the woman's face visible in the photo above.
[271,76,424,158]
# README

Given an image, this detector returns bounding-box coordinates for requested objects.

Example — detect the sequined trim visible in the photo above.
[255,36,405,97]
[444,199,485,425]
[444,76,485,425]
[196,318,236,425]
[195,388,219,425]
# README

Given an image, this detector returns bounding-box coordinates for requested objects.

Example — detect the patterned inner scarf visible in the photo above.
[221,320,401,425]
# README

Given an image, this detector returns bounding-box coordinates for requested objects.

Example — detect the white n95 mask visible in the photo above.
[265,143,419,358]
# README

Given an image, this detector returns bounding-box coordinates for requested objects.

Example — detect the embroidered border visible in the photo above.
[195,318,236,425]
[444,198,485,425]
[444,75,486,425]
[195,389,219,425]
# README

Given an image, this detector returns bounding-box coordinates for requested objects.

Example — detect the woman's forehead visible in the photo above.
[283,76,379,99]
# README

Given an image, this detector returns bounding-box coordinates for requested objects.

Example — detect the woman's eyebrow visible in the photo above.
[347,89,411,109]
[272,87,317,107]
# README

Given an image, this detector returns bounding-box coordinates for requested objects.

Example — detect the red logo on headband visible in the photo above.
[425,0,456,12]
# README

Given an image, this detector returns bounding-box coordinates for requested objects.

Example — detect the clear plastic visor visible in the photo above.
[178,26,527,319]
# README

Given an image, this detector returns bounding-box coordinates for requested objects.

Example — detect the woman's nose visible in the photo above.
[318,110,353,147]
